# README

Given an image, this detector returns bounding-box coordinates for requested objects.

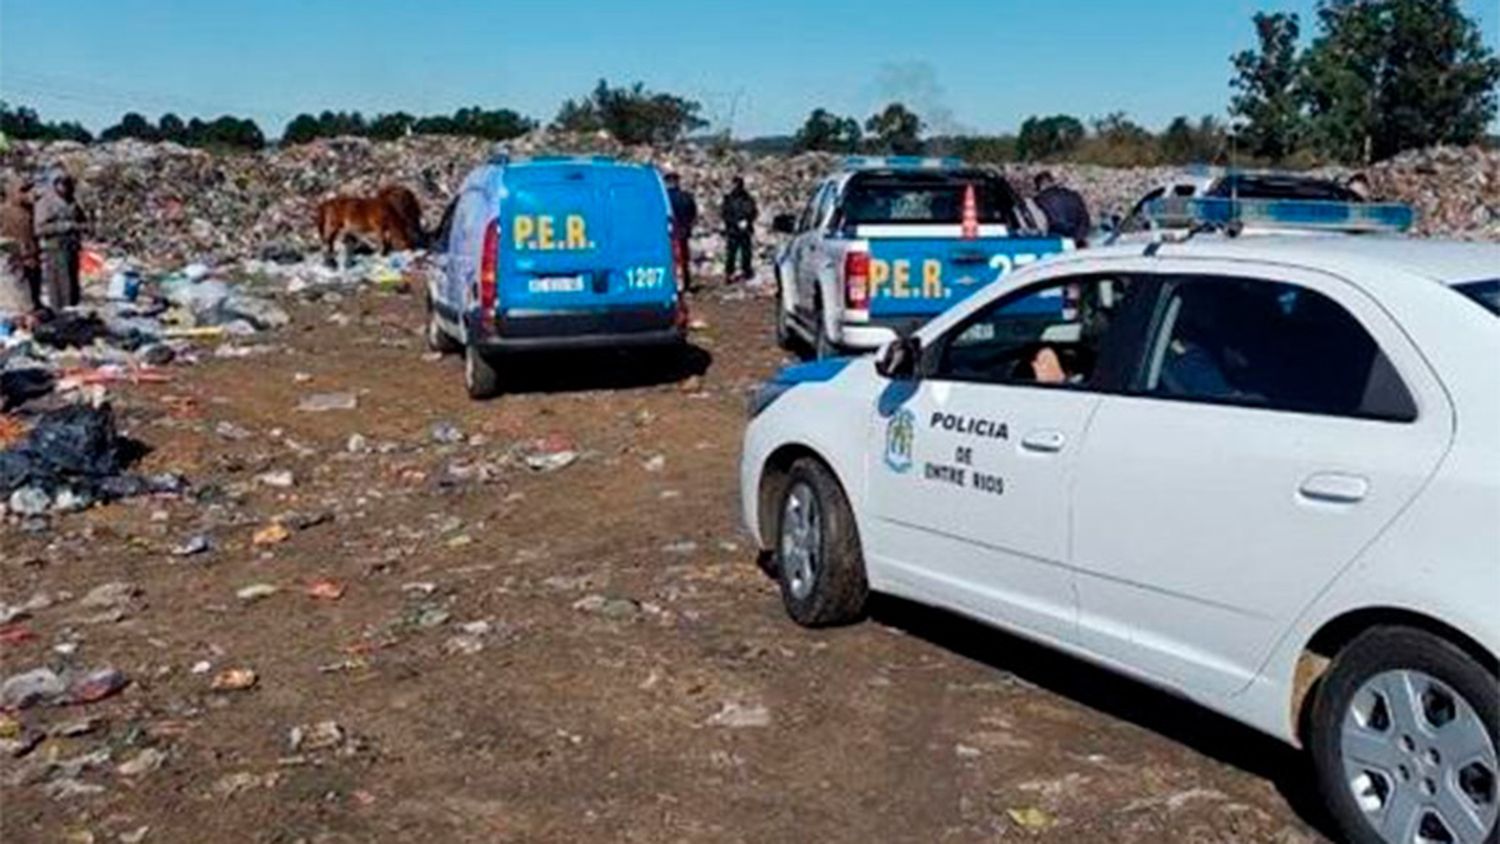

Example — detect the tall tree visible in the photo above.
[100,112,159,143]
[553,80,706,145]
[791,108,862,153]
[1160,115,1228,163]
[1229,12,1305,162]
[864,103,924,154]
[157,113,187,144]
[1015,114,1085,160]
[1303,0,1500,163]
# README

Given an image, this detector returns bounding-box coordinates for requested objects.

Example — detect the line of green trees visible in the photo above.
[786,105,1232,166]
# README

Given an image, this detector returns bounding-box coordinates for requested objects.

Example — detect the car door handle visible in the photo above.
[1020,430,1066,453]
[1299,473,1369,504]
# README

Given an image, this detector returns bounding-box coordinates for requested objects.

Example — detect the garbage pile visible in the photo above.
[6,134,1494,273]
[0,402,184,520]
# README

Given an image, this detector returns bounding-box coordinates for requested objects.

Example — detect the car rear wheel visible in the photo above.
[775,458,868,627]
[464,344,501,400]
[1310,626,1499,844]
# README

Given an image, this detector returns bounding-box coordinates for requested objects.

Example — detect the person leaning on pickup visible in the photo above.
[1032,171,1092,246]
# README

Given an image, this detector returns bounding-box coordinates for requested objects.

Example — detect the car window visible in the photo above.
[1142,276,1417,421]
[798,183,827,232]
[814,183,839,230]
[1454,279,1500,316]
[934,275,1139,388]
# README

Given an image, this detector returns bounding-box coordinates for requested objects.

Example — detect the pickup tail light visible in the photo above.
[478,218,499,317]
[845,251,870,310]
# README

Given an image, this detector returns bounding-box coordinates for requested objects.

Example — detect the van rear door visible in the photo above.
[498,163,675,314]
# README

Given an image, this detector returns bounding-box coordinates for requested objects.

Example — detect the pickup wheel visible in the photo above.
[464,344,502,400]
[774,458,868,627]
[1310,626,1499,844]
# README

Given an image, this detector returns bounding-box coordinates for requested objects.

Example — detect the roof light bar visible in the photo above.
[841,155,965,171]
[1144,197,1414,234]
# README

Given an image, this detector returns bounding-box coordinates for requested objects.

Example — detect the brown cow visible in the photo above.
[315,185,425,265]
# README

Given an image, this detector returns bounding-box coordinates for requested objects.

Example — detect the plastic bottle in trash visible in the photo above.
[108,270,142,302]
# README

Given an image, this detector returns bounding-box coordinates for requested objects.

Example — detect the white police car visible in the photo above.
[741,203,1499,844]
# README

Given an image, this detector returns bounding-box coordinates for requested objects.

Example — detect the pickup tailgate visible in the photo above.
[862,228,1067,318]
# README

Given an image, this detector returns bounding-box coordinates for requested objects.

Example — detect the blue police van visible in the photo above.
[426,154,685,398]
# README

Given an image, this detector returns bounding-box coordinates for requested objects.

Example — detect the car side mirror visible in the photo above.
[875,335,922,380]
[772,213,797,235]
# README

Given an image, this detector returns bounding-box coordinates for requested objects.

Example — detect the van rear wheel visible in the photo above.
[464,345,501,400]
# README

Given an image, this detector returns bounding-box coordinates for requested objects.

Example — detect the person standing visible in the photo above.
[0,173,41,313]
[33,169,88,309]
[720,176,757,283]
[1032,171,1092,245]
[665,173,698,290]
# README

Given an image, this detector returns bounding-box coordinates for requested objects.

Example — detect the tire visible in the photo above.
[1310,626,1499,844]
[425,299,462,354]
[773,458,868,627]
[464,344,501,400]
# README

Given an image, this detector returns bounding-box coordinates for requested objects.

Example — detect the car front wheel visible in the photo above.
[1311,626,1499,844]
[775,458,868,627]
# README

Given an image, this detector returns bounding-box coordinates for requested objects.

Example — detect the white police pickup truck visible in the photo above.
[742,199,1499,844]
[771,157,1068,358]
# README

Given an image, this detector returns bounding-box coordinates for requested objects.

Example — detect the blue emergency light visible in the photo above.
[842,155,965,171]
[1144,197,1415,234]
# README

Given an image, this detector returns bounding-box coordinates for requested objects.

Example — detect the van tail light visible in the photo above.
[478,218,499,319]
[670,229,685,292]
[844,250,870,310]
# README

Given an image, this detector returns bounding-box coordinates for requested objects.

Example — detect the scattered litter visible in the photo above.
[210,667,258,692]
[236,583,279,602]
[304,579,345,601]
[1006,807,1056,832]
[297,392,358,412]
[251,522,290,546]
[706,701,771,728]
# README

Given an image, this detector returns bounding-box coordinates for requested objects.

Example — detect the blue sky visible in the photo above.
[2,0,1496,138]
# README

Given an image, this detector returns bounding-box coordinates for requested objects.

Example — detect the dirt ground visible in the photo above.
[2,282,1333,843]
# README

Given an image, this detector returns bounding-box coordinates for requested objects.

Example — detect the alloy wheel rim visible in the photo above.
[1341,669,1498,844]
[779,482,821,601]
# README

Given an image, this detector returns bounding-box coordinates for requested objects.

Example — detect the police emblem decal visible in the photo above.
[884,408,915,473]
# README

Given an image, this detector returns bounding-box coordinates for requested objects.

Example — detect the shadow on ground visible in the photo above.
[482,343,713,396]
[866,595,1341,840]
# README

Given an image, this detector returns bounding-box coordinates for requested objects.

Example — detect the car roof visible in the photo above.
[1085,235,1500,287]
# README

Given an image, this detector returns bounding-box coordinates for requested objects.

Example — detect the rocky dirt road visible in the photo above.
[3,283,1332,843]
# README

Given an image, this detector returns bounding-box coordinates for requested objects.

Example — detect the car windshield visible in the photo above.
[840,171,1020,227]
[1454,279,1500,317]
[1207,174,1363,202]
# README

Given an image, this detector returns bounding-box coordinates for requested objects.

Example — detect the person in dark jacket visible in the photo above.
[1033,171,1091,245]
[720,177,758,283]
[34,169,89,309]
[665,173,699,290]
